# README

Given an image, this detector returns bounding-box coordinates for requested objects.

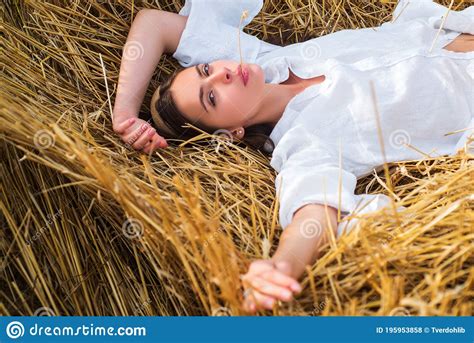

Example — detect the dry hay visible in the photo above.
[1,0,473,316]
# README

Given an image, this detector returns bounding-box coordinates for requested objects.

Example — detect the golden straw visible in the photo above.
[2,0,472,318]
[429,0,454,53]
[238,10,249,69]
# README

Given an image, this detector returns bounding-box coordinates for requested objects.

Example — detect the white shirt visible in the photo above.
[172,0,474,237]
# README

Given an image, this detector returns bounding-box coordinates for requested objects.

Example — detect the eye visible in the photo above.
[202,63,215,107]
[208,90,216,107]
[203,63,210,76]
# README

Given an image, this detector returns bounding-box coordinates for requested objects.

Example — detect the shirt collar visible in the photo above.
[262,54,330,147]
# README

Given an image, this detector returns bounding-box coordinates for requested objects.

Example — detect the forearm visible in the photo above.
[271,204,338,280]
[113,10,185,123]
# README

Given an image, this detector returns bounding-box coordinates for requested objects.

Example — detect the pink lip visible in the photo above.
[237,65,249,86]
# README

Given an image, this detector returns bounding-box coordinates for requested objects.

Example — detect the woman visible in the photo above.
[112,0,474,313]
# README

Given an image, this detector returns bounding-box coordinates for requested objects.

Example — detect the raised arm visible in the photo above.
[112,9,187,152]
[272,203,338,278]
[241,203,338,313]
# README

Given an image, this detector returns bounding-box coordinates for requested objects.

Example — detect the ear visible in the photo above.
[230,127,245,140]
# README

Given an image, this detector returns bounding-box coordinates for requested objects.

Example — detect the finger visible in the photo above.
[241,273,257,290]
[245,300,257,313]
[242,295,256,314]
[243,286,271,312]
[251,289,276,310]
[142,140,153,154]
[131,127,154,149]
[246,260,275,276]
[147,133,166,152]
[133,127,156,150]
[249,275,294,301]
[260,268,302,294]
[144,139,152,148]
[143,135,162,154]
[157,135,168,148]
[114,117,136,134]
[123,122,150,146]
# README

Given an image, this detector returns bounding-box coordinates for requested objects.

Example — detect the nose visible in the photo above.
[208,67,233,85]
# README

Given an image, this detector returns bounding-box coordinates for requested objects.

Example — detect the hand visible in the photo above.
[241,259,302,313]
[113,117,168,153]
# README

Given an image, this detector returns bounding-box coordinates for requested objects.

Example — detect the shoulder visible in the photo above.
[270,124,338,172]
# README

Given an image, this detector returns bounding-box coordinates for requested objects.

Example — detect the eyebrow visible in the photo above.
[195,64,208,113]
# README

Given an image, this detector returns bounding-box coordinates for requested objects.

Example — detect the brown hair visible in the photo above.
[149,67,275,155]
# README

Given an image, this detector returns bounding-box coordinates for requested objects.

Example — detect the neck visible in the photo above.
[245,82,304,128]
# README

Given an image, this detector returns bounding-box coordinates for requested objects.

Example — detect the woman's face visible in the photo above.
[170,60,266,133]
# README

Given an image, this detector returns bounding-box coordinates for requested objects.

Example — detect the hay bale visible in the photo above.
[1,0,472,316]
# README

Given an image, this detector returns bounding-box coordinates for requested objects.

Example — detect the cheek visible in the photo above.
[215,92,252,126]
[248,67,265,100]
[224,89,259,116]
[220,68,265,119]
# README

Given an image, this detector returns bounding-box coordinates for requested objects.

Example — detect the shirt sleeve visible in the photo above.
[171,0,278,67]
[269,126,360,230]
[452,117,474,155]
[271,126,408,234]
[391,0,474,34]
